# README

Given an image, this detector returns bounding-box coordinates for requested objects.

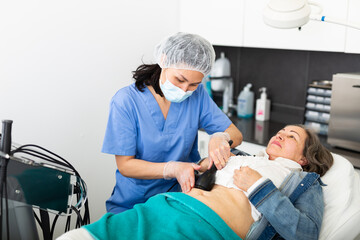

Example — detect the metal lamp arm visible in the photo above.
[310,14,360,30]
[308,0,360,30]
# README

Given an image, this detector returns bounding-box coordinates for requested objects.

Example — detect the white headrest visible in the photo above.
[319,153,360,240]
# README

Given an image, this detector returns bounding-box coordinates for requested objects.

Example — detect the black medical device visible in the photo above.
[0,120,90,240]
[194,140,251,191]
[194,162,218,191]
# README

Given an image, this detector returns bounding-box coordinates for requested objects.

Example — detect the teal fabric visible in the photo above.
[84,192,241,240]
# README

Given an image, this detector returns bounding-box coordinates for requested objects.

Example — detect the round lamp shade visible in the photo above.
[263,0,311,29]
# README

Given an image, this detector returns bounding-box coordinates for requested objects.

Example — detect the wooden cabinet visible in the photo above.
[345,0,360,54]
[179,0,245,46]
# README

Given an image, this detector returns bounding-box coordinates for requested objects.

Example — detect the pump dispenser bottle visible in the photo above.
[237,83,254,118]
[255,87,270,121]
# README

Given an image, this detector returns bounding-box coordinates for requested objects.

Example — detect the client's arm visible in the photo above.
[248,178,323,240]
[234,167,323,240]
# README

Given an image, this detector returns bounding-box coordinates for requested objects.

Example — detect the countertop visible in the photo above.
[229,117,360,169]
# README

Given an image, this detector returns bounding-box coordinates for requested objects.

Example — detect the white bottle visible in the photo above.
[237,83,254,118]
[255,87,271,121]
[210,52,231,92]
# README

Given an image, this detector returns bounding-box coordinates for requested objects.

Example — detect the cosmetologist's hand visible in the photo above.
[163,161,201,193]
[233,166,262,192]
[208,132,231,170]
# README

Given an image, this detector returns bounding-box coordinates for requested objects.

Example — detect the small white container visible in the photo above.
[317,88,325,95]
[255,87,270,121]
[324,97,332,104]
[324,90,332,96]
[324,105,331,112]
[237,83,254,118]
[308,87,317,94]
[315,96,325,103]
[210,52,231,92]
[307,95,317,102]
[306,102,316,109]
[315,104,324,111]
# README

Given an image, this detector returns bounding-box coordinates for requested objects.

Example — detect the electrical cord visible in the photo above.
[11,144,80,176]
[2,142,90,239]
[50,214,60,239]
[11,145,88,208]
[13,148,71,169]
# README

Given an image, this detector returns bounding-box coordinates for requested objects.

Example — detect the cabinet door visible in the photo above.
[179,0,245,46]
[243,0,348,52]
[345,0,360,54]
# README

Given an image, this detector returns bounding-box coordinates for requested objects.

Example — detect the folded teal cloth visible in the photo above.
[84,192,241,240]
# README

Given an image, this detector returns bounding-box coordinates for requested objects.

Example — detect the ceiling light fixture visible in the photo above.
[263,0,360,30]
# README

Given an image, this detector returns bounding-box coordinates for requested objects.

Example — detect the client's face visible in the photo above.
[266,125,308,165]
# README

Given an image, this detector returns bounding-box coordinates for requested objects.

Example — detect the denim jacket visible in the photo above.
[245,170,324,240]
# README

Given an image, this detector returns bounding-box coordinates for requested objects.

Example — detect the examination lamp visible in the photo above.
[263,0,360,30]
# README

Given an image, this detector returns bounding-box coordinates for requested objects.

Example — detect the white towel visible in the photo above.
[215,150,302,221]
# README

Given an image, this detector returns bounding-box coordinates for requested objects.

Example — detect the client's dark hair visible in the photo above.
[291,124,334,177]
[132,63,163,97]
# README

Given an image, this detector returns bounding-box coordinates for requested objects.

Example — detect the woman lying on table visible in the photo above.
[58,124,334,240]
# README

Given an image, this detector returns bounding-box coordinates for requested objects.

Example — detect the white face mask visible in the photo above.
[159,77,194,103]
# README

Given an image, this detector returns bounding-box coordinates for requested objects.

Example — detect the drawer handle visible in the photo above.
[353,85,360,88]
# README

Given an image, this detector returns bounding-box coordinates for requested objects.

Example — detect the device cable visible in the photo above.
[9,145,89,238]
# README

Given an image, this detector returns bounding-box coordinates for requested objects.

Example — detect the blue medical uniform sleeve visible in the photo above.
[198,85,232,134]
[102,90,137,156]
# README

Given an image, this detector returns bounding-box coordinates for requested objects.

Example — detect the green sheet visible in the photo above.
[84,192,241,240]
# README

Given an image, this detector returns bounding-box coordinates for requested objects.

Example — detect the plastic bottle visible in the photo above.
[210,52,231,92]
[202,75,212,98]
[237,83,254,118]
[255,87,271,121]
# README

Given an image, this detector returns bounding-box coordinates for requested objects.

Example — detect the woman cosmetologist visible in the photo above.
[102,32,243,213]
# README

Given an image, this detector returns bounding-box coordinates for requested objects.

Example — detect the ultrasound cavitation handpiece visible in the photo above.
[194,140,233,191]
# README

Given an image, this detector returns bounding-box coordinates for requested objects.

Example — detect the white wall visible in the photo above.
[0,0,179,238]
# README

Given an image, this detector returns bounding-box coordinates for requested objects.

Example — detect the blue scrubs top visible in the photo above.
[102,83,232,213]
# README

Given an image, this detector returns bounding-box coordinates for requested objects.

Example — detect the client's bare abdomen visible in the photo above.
[186,185,254,239]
